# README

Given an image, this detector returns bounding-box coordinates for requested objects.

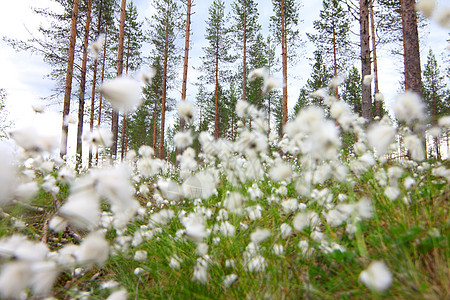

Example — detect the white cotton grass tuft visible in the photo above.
[223,274,238,288]
[393,92,426,124]
[100,77,142,113]
[140,68,156,85]
[374,93,385,102]
[250,228,271,244]
[404,134,425,161]
[359,261,392,292]
[174,131,193,149]
[177,101,195,123]
[435,9,450,28]
[0,261,31,299]
[74,231,109,266]
[83,128,113,147]
[106,288,128,300]
[90,34,105,60]
[248,67,280,93]
[31,103,45,113]
[415,0,436,18]
[367,121,396,157]
[363,74,374,86]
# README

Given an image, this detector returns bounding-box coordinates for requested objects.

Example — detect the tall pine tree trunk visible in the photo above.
[160,5,170,159]
[280,0,288,128]
[89,1,103,167]
[360,0,372,121]
[96,26,108,164]
[112,0,127,159]
[60,0,80,158]
[214,26,220,140]
[242,2,247,102]
[369,0,380,117]
[76,0,93,168]
[121,32,131,161]
[332,18,338,98]
[153,98,158,153]
[180,0,192,132]
[400,0,422,95]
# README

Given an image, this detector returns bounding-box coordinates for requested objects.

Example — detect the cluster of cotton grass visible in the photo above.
[2,67,447,299]
[2,28,450,298]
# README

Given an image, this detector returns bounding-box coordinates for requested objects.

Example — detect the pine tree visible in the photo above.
[0,89,11,140]
[61,0,81,158]
[148,0,183,158]
[342,66,362,115]
[76,0,93,168]
[231,0,261,102]
[305,50,332,110]
[247,33,268,109]
[308,0,352,98]
[360,0,372,121]
[293,88,309,117]
[270,0,301,129]
[202,0,234,139]
[180,0,194,132]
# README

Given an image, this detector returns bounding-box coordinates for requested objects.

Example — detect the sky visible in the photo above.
[0,0,448,157]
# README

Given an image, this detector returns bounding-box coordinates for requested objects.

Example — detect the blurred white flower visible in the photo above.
[169,256,182,270]
[100,77,142,113]
[374,93,385,102]
[219,221,235,237]
[393,92,426,124]
[415,0,435,17]
[14,182,39,202]
[269,162,293,182]
[223,274,238,288]
[404,135,425,161]
[293,211,320,231]
[250,228,271,244]
[438,115,450,128]
[174,131,193,149]
[83,128,113,147]
[106,289,128,300]
[134,250,147,261]
[32,103,45,113]
[29,261,59,297]
[181,213,208,242]
[140,68,155,85]
[367,122,396,157]
[359,261,392,292]
[9,125,58,153]
[246,255,266,272]
[363,74,374,86]
[0,261,31,299]
[178,101,195,123]
[90,34,105,60]
[272,244,284,255]
[248,67,267,82]
[192,263,208,284]
[384,186,400,201]
[280,223,293,239]
[74,231,109,266]
[434,8,450,28]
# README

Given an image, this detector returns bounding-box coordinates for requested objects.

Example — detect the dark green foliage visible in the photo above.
[307,0,353,72]
[422,49,449,122]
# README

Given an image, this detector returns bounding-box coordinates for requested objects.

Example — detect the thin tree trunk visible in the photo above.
[360,0,372,121]
[76,0,93,168]
[332,18,338,99]
[60,0,80,158]
[111,0,127,160]
[89,0,103,167]
[400,0,422,95]
[242,2,247,102]
[121,31,131,161]
[153,98,157,153]
[180,0,192,132]
[214,26,220,140]
[96,26,108,164]
[280,0,288,128]
[160,5,170,159]
[369,0,380,117]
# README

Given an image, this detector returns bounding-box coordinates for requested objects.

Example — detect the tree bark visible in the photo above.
[111,0,127,159]
[332,18,339,99]
[96,26,108,164]
[242,1,247,102]
[76,0,93,168]
[280,0,288,128]
[369,0,380,117]
[400,0,422,95]
[360,0,372,121]
[60,0,80,158]
[214,25,220,140]
[121,30,132,161]
[159,5,170,158]
[180,0,192,132]
[89,1,103,167]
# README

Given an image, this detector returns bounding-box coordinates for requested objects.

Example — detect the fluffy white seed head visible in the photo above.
[100,77,142,113]
[415,0,436,18]
[359,261,392,292]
